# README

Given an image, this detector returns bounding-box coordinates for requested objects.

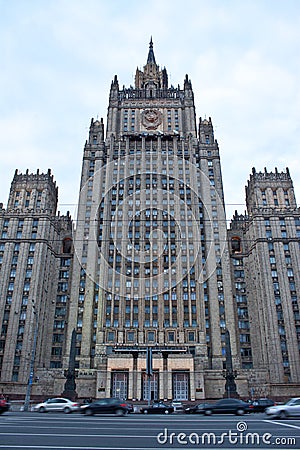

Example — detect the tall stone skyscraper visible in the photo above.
[0,169,73,394]
[1,41,300,401]
[228,167,300,397]
[65,39,237,400]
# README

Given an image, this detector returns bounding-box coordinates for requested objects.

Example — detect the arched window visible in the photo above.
[231,237,241,253]
[62,238,72,254]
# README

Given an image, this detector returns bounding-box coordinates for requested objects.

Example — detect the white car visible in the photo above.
[33,397,80,414]
[265,397,300,419]
[171,401,184,412]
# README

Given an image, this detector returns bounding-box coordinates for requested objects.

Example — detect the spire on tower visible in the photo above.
[147,37,156,64]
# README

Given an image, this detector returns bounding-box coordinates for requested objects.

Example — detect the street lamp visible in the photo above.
[222,329,238,398]
[23,303,38,412]
[222,368,238,398]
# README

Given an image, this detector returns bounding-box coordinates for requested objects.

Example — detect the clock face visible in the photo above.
[141,109,162,130]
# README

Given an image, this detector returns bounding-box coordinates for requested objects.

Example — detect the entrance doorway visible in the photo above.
[142,372,158,401]
[172,372,189,400]
[111,371,128,399]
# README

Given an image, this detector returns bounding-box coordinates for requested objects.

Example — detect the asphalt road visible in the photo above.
[0,411,300,450]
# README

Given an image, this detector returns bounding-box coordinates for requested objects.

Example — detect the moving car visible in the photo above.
[81,398,130,416]
[265,397,300,419]
[140,402,174,414]
[185,402,212,414]
[171,401,184,412]
[33,397,80,413]
[248,398,276,413]
[0,397,10,414]
[202,398,250,415]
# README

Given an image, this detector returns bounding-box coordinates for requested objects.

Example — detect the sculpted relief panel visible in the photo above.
[141,109,162,130]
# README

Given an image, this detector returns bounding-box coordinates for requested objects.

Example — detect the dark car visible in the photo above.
[248,398,276,413]
[140,402,174,415]
[0,398,10,414]
[203,398,250,415]
[81,398,130,416]
[185,403,212,414]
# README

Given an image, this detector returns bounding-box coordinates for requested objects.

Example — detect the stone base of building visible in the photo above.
[2,366,299,403]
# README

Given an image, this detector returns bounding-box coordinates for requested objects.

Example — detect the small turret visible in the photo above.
[199,117,215,144]
[88,117,104,144]
[184,74,192,90]
[109,75,119,101]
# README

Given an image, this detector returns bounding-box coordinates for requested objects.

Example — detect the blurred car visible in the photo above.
[171,401,184,412]
[33,397,80,413]
[248,398,276,413]
[140,402,174,414]
[125,402,134,413]
[0,397,10,414]
[81,398,130,416]
[185,402,212,414]
[265,397,300,419]
[202,398,251,415]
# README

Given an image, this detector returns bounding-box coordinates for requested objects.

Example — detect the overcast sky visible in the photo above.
[1,0,299,222]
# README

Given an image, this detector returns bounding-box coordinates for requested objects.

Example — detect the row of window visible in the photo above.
[106,329,196,343]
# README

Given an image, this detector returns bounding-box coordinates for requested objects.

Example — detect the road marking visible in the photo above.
[264,419,300,430]
[0,447,264,450]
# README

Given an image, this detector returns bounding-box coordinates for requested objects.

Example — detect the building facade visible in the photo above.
[0,41,300,401]
[229,167,300,398]
[0,169,73,398]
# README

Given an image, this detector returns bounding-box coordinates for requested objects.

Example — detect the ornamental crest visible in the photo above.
[141,109,162,130]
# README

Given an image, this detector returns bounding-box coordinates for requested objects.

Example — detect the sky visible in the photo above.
[0,0,300,222]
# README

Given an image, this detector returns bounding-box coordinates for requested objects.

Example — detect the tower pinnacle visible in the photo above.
[147,37,156,64]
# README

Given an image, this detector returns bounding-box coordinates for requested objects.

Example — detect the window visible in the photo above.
[107,331,115,341]
[188,332,195,342]
[234,270,244,278]
[127,331,135,342]
[23,282,30,292]
[168,331,175,342]
[231,237,241,253]
[147,331,155,342]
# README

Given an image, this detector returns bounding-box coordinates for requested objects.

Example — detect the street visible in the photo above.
[0,411,299,449]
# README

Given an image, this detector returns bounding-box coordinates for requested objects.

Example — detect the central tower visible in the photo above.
[67,40,237,401]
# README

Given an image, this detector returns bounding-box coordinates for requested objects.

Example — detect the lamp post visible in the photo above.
[222,329,238,398]
[146,347,153,406]
[62,328,78,401]
[23,305,38,412]
[222,368,238,398]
